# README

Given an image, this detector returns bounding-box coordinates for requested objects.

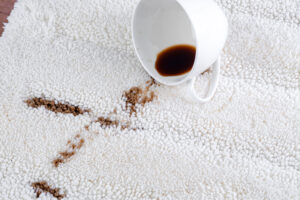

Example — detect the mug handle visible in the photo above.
[186,57,220,103]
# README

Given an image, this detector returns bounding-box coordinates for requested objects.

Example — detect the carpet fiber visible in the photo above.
[0,0,299,199]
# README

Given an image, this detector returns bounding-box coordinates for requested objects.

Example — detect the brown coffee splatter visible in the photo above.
[52,158,64,168]
[120,124,130,130]
[59,151,75,158]
[145,77,158,89]
[52,135,85,167]
[123,79,157,115]
[94,116,138,131]
[95,117,119,128]
[140,91,156,106]
[123,87,142,115]
[50,79,157,167]
[31,181,65,199]
[77,138,85,149]
[25,97,90,116]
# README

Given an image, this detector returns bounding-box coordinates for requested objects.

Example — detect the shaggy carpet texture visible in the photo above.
[0,0,299,199]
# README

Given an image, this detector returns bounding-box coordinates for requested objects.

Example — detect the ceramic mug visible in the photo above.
[132,0,228,103]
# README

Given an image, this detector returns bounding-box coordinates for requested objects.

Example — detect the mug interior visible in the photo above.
[133,0,196,85]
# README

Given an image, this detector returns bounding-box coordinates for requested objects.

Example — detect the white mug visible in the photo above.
[132,0,228,103]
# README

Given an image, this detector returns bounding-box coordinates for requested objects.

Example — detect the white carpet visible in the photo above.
[0,0,299,199]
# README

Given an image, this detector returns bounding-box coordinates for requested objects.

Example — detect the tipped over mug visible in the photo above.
[132,0,228,103]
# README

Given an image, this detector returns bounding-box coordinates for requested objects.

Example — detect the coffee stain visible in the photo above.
[145,77,158,89]
[123,79,157,115]
[31,181,65,199]
[95,117,119,128]
[84,125,89,131]
[25,97,90,116]
[93,116,141,131]
[48,79,157,167]
[52,135,85,167]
